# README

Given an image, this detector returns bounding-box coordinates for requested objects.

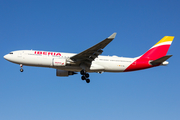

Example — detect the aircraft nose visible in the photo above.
[4,54,9,60]
[4,54,7,59]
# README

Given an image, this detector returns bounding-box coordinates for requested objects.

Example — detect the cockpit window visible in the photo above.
[9,52,13,54]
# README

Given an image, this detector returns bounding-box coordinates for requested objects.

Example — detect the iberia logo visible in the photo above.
[34,51,61,56]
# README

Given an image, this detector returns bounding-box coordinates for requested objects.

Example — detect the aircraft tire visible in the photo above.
[86,79,90,83]
[20,68,24,72]
[85,73,89,78]
[80,70,85,75]
[81,76,86,80]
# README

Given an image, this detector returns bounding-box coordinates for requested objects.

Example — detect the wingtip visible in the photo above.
[108,32,117,39]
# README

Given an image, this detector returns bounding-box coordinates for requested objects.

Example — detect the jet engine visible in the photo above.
[56,69,77,77]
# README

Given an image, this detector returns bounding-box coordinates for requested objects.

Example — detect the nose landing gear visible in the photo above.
[20,64,24,72]
[80,70,90,83]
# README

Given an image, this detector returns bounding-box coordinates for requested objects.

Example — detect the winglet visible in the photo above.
[108,32,117,39]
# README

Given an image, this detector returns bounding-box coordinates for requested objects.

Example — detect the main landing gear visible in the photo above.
[20,64,24,72]
[80,70,90,83]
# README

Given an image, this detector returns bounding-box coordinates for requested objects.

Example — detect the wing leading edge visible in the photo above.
[70,33,117,64]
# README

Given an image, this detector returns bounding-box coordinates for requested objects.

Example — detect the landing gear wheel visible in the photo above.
[85,73,89,78]
[20,64,23,72]
[80,70,85,75]
[86,79,90,83]
[81,76,86,80]
[20,68,24,72]
[80,70,90,83]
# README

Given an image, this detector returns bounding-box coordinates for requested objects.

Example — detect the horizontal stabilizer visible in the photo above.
[150,55,172,66]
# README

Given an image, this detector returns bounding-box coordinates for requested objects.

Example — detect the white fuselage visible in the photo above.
[4,50,137,73]
[3,35,173,83]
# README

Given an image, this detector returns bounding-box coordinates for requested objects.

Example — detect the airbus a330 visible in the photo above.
[4,33,174,83]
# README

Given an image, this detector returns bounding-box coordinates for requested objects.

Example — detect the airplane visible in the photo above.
[4,33,174,83]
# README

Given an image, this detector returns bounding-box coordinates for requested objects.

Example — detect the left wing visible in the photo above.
[70,33,117,64]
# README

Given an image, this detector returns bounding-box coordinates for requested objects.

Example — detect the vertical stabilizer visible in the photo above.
[124,36,174,72]
[140,36,174,60]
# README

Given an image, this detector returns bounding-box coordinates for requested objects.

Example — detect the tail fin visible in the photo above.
[140,36,174,60]
[124,36,174,72]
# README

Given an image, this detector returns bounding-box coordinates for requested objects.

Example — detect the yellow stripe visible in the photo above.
[154,36,174,46]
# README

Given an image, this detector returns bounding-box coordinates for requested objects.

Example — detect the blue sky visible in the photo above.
[0,0,180,120]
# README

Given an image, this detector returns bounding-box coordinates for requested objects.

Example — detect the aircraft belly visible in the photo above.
[93,61,130,72]
[89,63,104,71]
[53,66,82,72]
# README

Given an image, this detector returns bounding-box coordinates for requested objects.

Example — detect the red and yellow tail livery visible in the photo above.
[125,36,174,71]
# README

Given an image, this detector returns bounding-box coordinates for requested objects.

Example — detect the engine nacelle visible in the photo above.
[56,69,77,77]
[53,58,66,66]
